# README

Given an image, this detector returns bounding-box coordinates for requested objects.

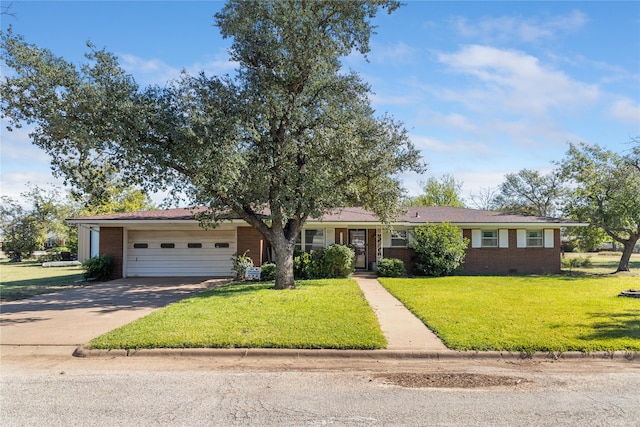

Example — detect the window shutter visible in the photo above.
[517,230,527,248]
[499,229,509,248]
[544,229,555,248]
[471,229,481,248]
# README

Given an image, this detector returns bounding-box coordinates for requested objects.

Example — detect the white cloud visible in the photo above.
[436,45,599,116]
[410,134,491,155]
[452,10,587,44]
[608,97,640,127]
[370,41,418,64]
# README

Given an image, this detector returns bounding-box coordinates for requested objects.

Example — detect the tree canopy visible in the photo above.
[409,174,465,207]
[1,1,424,288]
[559,141,640,272]
[493,169,564,217]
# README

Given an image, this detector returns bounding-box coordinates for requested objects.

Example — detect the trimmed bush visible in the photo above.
[259,263,276,281]
[376,258,405,277]
[318,244,355,278]
[410,223,469,277]
[82,254,113,281]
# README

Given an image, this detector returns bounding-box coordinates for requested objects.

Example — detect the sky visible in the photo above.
[1,1,639,208]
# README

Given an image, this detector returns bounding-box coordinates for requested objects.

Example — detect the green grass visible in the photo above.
[87,279,387,350]
[379,276,640,353]
[0,258,85,301]
[563,252,640,277]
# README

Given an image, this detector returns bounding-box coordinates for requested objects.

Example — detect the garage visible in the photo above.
[126,229,236,277]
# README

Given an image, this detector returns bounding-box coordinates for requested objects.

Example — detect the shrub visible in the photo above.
[230,250,254,280]
[259,263,276,281]
[409,223,469,277]
[318,244,355,278]
[82,254,113,281]
[376,258,405,277]
[293,249,321,279]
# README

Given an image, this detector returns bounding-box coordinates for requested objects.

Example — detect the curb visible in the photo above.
[73,346,639,361]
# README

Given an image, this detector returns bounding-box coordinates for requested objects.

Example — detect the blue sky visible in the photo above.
[1,1,639,207]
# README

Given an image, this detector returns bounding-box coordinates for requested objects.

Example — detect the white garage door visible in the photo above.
[126,230,236,277]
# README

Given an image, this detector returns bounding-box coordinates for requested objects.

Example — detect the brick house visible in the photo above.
[68,206,583,279]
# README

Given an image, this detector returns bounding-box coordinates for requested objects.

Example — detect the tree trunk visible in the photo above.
[616,234,639,273]
[272,237,296,289]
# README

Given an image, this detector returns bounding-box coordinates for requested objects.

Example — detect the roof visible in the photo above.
[68,206,582,226]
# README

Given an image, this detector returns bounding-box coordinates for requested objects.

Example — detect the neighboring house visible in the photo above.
[67,206,584,279]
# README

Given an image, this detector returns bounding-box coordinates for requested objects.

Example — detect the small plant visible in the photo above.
[562,256,592,275]
[376,258,406,277]
[259,263,276,281]
[231,250,254,280]
[410,223,469,277]
[82,254,113,281]
[293,249,321,279]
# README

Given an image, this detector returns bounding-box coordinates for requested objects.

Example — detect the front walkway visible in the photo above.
[354,273,448,351]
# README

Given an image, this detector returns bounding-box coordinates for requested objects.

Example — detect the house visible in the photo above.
[67,206,584,279]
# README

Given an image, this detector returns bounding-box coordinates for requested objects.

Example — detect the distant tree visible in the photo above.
[409,223,469,277]
[564,225,609,253]
[559,142,640,273]
[468,186,499,211]
[493,169,564,217]
[0,196,46,261]
[1,1,424,289]
[410,174,465,207]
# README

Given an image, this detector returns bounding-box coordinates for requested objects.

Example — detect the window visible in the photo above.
[304,229,324,252]
[188,243,202,248]
[214,243,229,248]
[527,230,543,247]
[391,230,408,247]
[133,243,148,249]
[160,243,175,249]
[481,230,498,247]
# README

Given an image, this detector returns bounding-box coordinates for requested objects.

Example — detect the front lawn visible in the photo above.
[88,279,387,350]
[379,276,640,352]
[0,258,85,301]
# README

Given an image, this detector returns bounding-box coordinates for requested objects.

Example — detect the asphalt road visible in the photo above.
[1,352,638,426]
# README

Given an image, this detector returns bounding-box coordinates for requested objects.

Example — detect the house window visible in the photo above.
[527,230,543,247]
[391,230,408,247]
[304,229,325,252]
[188,243,202,248]
[133,243,148,249]
[481,230,498,247]
[160,243,175,249]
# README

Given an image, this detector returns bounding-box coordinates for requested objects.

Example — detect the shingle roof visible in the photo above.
[69,206,578,225]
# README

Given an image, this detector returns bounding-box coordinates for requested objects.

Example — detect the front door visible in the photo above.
[349,229,367,269]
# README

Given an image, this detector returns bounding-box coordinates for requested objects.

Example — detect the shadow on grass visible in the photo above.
[191,279,336,300]
[580,310,640,342]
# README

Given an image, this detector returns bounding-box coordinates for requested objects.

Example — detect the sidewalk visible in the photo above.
[354,273,448,351]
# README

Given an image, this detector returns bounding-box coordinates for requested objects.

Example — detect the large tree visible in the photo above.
[493,169,564,217]
[559,142,640,273]
[409,174,465,207]
[1,1,424,288]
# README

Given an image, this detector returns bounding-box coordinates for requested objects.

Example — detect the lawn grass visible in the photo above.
[379,276,640,353]
[563,252,640,277]
[0,258,85,301]
[87,278,387,350]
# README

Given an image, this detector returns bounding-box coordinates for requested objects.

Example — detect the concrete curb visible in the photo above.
[73,346,639,361]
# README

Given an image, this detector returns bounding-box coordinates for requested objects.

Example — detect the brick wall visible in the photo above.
[99,227,124,280]
[462,229,561,275]
[237,227,269,266]
[383,247,416,274]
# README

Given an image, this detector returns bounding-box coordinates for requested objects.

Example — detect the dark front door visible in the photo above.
[349,229,367,269]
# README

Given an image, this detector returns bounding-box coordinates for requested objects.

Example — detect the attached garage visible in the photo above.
[126,229,236,277]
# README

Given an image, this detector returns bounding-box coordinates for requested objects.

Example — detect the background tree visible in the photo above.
[563,225,608,253]
[409,222,469,277]
[559,142,640,272]
[0,196,46,261]
[493,169,564,217]
[1,1,424,289]
[468,186,499,211]
[409,174,465,207]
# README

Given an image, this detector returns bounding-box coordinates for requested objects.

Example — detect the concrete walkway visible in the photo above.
[354,273,448,351]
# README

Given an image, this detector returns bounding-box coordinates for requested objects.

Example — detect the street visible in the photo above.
[1,350,638,426]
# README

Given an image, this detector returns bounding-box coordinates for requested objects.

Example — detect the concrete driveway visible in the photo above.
[0,277,227,347]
